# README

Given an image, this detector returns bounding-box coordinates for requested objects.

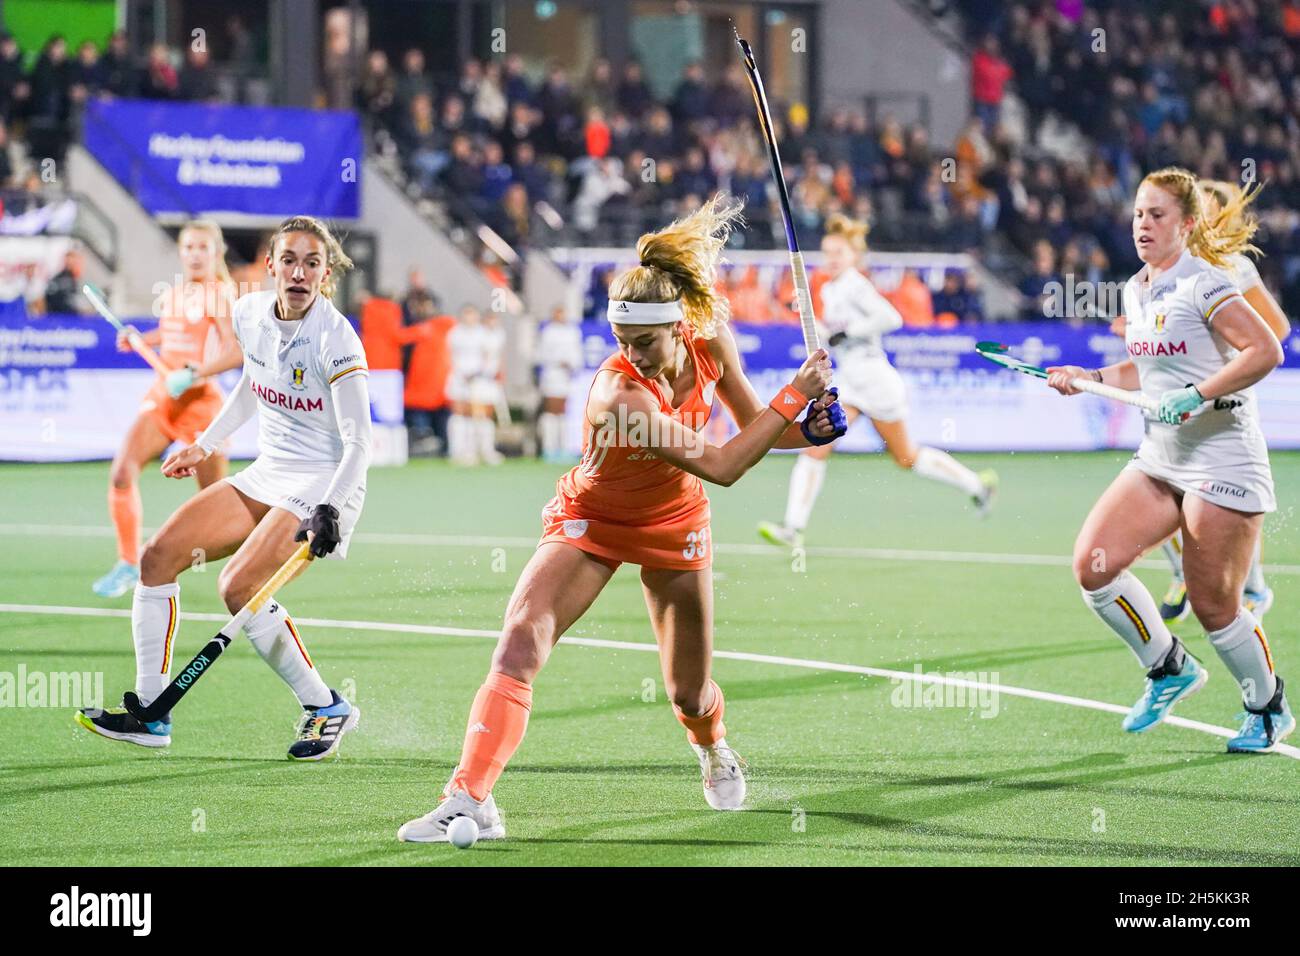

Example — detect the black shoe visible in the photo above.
[75,704,172,748]
[288,690,360,761]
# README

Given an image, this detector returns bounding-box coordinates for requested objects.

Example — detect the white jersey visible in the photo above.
[819,268,903,361]
[449,324,486,379]
[480,322,506,380]
[231,290,369,466]
[1121,249,1274,512]
[1226,252,1263,294]
[537,320,583,370]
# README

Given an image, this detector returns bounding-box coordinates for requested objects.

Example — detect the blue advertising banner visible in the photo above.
[83,99,361,218]
[564,320,1300,453]
[0,313,402,461]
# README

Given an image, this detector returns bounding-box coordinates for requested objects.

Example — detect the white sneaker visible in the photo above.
[397,786,506,843]
[693,738,747,810]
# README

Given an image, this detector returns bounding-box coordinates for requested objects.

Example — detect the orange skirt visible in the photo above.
[140,379,225,445]
[539,494,712,571]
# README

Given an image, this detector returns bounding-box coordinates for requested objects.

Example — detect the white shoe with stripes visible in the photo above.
[397,785,506,843]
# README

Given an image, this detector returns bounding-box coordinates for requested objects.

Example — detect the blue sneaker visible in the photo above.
[92,560,139,598]
[75,705,172,748]
[288,689,360,760]
[1227,678,1295,754]
[1243,586,1274,621]
[1122,640,1208,733]
[1159,579,1191,622]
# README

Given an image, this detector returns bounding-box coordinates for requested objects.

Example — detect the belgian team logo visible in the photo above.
[1153,313,1167,334]
[289,360,308,391]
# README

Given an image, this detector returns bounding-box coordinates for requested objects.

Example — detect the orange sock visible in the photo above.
[108,484,142,565]
[674,679,727,746]
[451,671,533,801]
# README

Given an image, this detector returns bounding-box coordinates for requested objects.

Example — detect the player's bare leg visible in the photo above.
[218,506,359,758]
[400,543,617,842]
[759,408,851,548]
[641,565,745,810]
[78,481,263,746]
[93,412,170,598]
[874,416,997,516]
[539,394,568,463]
[1074,471,1205,732]
[1181,498,1292,751]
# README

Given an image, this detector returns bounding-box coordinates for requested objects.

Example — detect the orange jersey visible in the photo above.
[156,280,230,369]
[140,279,232,440]
[557,325,719,525]
[542,325,720,570]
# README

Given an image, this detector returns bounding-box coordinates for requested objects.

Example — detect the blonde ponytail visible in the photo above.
[1198,178,1263,261]
[1141,166,1259,268]
[609,193,744,338]
[823,212,869,253]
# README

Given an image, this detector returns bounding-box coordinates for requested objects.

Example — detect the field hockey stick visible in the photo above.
[976,341,1158,412]
[122,543,314,722]
[735,27,821,357]
[82,283,173,377]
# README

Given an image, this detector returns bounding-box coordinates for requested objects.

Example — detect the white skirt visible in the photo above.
[225,457,366,559]
[834,353,908,423]
[1126,421,1275,514]
[539,365,572,400]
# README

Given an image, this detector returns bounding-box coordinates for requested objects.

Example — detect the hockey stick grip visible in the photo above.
[1068,377,1158,412]
[224,543,314,637]
[789,251,821,356]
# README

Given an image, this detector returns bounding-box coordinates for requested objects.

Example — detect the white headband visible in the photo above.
[606,299,683,325]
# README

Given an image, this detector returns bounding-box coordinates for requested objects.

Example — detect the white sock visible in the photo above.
[475,416,497,458]
[913,446,984,496]
[244,600,332,708]
[133,582,180,706]
[1243,537,1266,594]
[783,454,827,532]
[539,412,563,457]
[1082,571,1174,669]
[1207,608,1277,708]
[1161,532,1184,581]
[448,414,472,462]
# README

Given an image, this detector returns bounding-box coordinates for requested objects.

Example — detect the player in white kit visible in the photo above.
[1047,168,1293,753]
[759,214,997,548]
[76,216,369,760]
[535,305,583,463]
[446,305,505,465]
[1155,179,1289,624]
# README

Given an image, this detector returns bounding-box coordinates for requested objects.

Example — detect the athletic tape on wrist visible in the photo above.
[769,384,806,423]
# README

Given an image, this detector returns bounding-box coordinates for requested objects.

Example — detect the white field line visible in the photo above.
[2,602,1296,760]
[3,523,1300,574]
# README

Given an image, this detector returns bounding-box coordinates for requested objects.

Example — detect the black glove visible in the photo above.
[801,388,848,446]
[295,504,341,558]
